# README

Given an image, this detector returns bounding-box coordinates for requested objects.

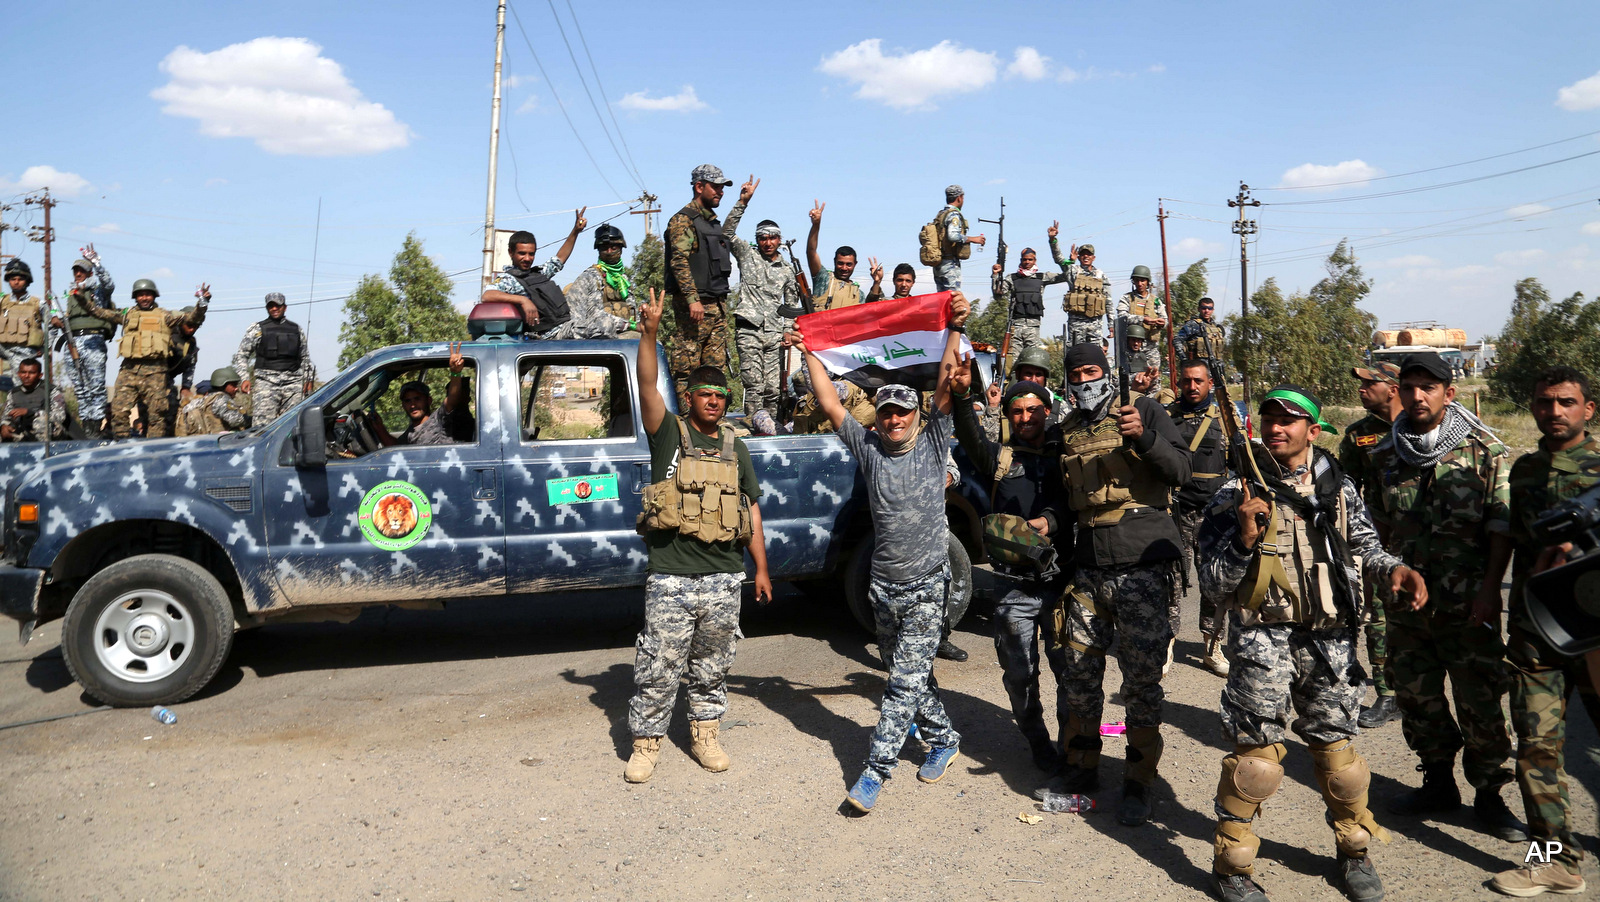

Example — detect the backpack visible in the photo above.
[918,208,970,266]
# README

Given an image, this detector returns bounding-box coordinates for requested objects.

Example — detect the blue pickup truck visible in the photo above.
[0,336,979,706]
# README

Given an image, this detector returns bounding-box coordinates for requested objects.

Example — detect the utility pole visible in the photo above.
[1228,183,1260,412]
[1157,202,1176,384]
[0,203,16,263]
[24,190,56,454]
[629,192,660,237]
[481,0,508,289]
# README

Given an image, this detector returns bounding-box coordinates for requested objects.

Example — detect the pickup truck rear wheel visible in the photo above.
[60,554,235,707]
[843,530,973,636]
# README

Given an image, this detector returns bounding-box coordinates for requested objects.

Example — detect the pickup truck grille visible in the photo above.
[204,484,253,513]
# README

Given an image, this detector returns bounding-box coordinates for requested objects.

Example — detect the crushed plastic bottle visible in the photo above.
[1037,791,1096,813]
[1100,721,1126,736]
[150,706,176,725]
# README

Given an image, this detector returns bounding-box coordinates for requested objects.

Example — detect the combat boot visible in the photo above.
[1202,632,1230,676]
[1338,854,1385,902]
[1213,873,1270,902]
[1473,788,1528,842]
[1490,861,1588,897]
[624,737,661,783]
[1386,761,1459,817]
[688,719,731,773]
[936,638,968,662]
[1118,780,1151,826]
[1357,695,1399,729]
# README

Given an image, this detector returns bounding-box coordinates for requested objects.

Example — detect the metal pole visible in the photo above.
[1228,183,1260,413]
[481,0,507,288]
[1158,202,1175,381]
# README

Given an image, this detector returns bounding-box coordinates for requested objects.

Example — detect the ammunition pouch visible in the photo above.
[117,309,172,360]
[636,417,753,547]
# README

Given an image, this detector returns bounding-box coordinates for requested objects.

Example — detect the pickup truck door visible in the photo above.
[498,346,651,593]
[262,347,508,605]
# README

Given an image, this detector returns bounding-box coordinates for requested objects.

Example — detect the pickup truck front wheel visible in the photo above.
[843,530,973,636]
[60,555,235,707]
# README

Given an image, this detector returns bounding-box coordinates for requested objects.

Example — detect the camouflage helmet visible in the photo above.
[3,259,31,284]
[211,366,241,388]
[1012,345,1052,375]
[593,223,626,249]
[982,512,1060,579]
[1125,322,1148,341]
[130,278,160,298]
[1130,264,1152,281]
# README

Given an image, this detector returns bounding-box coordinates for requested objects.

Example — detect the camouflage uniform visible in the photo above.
[1169,396,1230,637]
[1061,564,1173,735]
[0,382,67,442]
[1176,317,1226,367]
[865,567,962,780]
[1049,237,1110,347]
[665,201,731,401]
[1337,412,1396,697]
[0,293,45,375]
[1117,289,1168,349]
[1370,421,1514,791]
[994,269,1070,353]
[176,391,249,436]
[1504,433,1600,871]
[627,572,744,738]
[560,264,635,338]
[233,318,314,425]
[721,201,797,421]
[933,204,971,292]
[87,302,207,439]
[56,263,115,424]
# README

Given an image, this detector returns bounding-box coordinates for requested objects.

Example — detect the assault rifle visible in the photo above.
[1114,317,1131,446]
[776,240,815,425]
[1209,358,1270,531]
[47,289,89,389]
[978,197,1007,383]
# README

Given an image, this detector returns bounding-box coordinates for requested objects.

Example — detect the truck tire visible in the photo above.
[844,530,973,636]
[60,554,235,707]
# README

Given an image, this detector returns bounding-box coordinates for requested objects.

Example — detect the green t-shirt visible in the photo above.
[645,415,760,575]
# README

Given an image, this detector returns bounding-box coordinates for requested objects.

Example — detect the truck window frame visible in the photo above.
[515,351,636,445]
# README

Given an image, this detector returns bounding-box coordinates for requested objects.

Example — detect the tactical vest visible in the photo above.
[168,332,197,380]
[117,308,172,360]
[176,395,222,437]
[255,318,302,371]
[0,296,43,346]
[818,275,862,311]
[509,269,571,336]
[1064,269,1108,317]
[1010,274,1044,319]
[935,208,972,261]
[592,264,634,320]
[66,288,113,337]
[664,207,732,300]
[1169,400,1228,510]
[636,417,753,546]
[8,384,45,421]
[1235,481,1351,629]
[1058,408,1172,527]
[1125,291,1159,319]
[1185,321,1225,361]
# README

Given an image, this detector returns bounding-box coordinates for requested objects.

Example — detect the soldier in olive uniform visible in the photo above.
[664,164,736,405]
[87,279,208,439]
[1368,352,1525,841]
[1177,297,1227,368]
[560,224,639,336]
[1489,366,1600,897]
[0,260,46,376]
[1049,342,1191,826]
[806,201,877,310]
[176,366,250,436]
[1118,265,1168,353]
[1169,358,1231,676]
[1337,362,1403,729]
[0,358,67,442]
[1050,230,1111,349]
[992,245,1070,356]
[1198,386,1426,902]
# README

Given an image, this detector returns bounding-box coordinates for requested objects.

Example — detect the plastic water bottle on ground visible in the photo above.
[150,706,176,725]
[1038,791,1096,813]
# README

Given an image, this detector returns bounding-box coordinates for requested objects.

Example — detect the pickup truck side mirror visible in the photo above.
[293,405,328,467]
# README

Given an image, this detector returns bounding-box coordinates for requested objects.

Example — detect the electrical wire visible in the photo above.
[564,0,647,191]
[1259,128,1600,191]
[542,0,645,194]
[1262,149,1600,206]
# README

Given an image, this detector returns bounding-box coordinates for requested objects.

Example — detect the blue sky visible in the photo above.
[5,1,1599,381]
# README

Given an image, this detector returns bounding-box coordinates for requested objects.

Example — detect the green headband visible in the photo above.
[1261,388,1338,435]
[688,383,729,398]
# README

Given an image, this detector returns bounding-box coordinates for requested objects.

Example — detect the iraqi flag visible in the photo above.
[797,291,973,391]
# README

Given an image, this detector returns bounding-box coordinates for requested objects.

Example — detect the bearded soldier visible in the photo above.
[992,245,1069,355]
[51,246,115,435]
[0,260,46,376]
[86,279,208,438]
[1368,352,1525,842]
[176,367,249,436]
[1198,385,1426,902]
[1049,227,1110,348]
[1049,342,1190,825]
[663,165,736,404]
[1169,358,1231,676]
[559,224,639,337]
[722,175,798,425]
[806,201,871,310]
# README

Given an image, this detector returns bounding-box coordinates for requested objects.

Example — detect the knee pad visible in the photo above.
[1213,818,1260,876]
[1216,744,1286,820]
[1310,740,1391,852]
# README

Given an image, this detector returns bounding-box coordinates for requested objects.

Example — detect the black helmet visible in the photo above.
[593,224,626,249]
[3,260,32,284]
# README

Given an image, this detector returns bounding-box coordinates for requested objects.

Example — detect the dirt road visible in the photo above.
[1,577,1594,901]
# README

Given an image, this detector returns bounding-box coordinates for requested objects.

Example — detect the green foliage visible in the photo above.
[1166,258,1209,326]
[337,233,467,369]
[1488,277,1600,405]
[966,295,1009,348]
[1223,241,1376,405]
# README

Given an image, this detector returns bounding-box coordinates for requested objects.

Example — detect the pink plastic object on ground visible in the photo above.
[1100,721,1126,736]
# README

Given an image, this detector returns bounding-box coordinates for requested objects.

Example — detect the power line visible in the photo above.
[564,0,647,191]
[542,0,645,194]
[1259,128,1600,191]
[505,1,625,201]
[62,198,633,230]
[1262,148,1600,206]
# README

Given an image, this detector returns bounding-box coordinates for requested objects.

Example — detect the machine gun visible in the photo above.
[1524,470,1600,654]
[978,197,1007,383]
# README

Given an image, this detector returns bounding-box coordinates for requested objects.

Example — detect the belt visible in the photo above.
[72,329,110,338]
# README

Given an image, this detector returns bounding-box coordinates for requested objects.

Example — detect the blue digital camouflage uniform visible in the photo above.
[865,567,962,780]
[627,572,745,737]
[56,262,115,424]
[721,201,797,421]
[934,205,971,293]
[232,319,315,425]
[995,269,1071,353]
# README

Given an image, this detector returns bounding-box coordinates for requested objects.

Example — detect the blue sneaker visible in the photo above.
[918,746,960,784]
[845,771,883,813]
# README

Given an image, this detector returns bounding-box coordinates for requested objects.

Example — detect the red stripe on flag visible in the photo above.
[796,291,951,351]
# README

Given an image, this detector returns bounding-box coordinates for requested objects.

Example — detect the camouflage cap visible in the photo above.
[71,258,92,272]
[690,164,733,186]
[1078,243,1095,256]
[874,384,920,412]
[1351,362,1400,385]
[945,184,964,201]
[265,291,287,307]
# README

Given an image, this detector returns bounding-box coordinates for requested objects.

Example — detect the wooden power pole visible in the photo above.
[1228,183,1260,412]
[630,192,660,238]
[23,189,57,452]
[1157,202,1176,383]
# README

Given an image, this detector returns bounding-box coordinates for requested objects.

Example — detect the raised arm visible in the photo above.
[795,335,846,432]
[805,201,824,281]
[637,289,668,435]
[442,342,470,413]
[931,291,971,415]
[551,207,588,267]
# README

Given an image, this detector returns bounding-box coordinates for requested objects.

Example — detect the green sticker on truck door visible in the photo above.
[359,480,433,550]
[546,473,619,506]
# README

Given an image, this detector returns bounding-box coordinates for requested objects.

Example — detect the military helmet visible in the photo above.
[130,278,160,298]
[3,259,31,283]
[211,366,241,387]
[1130,264,1152,281]
[593,224,626,249]
[1125,322,1149,340]
[1012,345,1052,375]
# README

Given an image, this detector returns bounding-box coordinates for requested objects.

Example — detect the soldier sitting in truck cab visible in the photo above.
[367,342,475,447]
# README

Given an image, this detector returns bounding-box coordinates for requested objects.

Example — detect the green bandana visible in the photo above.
[1262,387,1338,435]
[688,383,729,398]
[598,260,630,303]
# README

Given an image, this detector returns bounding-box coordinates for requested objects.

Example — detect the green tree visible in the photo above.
[1166,258,1209,326]
[966,295,1009,348]
[338,233,466,367]
[1488,278,1600,405]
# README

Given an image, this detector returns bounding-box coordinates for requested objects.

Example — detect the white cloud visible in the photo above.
[1582,221,1600,236]
[1148,63,1166,74]
[1375,254,1440,268]
[502,74,535,90]
[1494,248,1548,265]
[89,223,121,234]
[0,164,90,198]
[204,177,227,188]
[1174,237,1222,256]
[818,39,998,110]
[1556,70,1600,111]
[516,95,539,115]
[984,178,1006,186]
[1277,159,1383,190]
[151,37,412,156]
[146,267,176,281]
[1005,47,1049,81]
[1058,67,1082,84]
[1507,203,1552,218]
[617,85,708,113]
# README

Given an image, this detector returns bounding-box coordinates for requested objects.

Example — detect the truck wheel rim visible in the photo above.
[91,590,196,684]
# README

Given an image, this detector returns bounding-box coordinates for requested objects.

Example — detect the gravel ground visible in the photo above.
[1,574,1594,901]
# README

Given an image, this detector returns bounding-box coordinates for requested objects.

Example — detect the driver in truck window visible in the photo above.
[368,343,474,447]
